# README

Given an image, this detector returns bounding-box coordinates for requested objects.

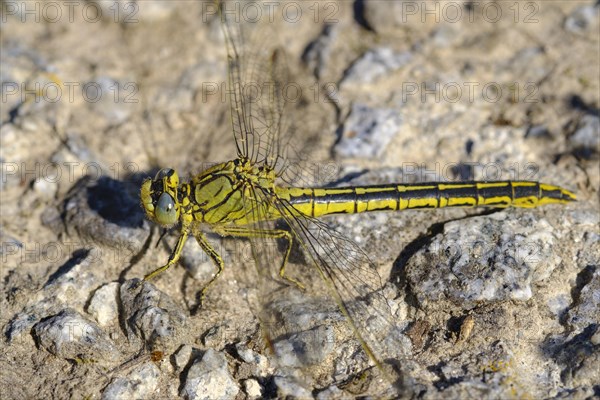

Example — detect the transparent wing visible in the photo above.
[218,0,403,393]
[272,194,405,367]
[241,183,404,392]
[219,3,289,169]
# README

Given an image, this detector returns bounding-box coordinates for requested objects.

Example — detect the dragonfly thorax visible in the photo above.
[232,157,277,189]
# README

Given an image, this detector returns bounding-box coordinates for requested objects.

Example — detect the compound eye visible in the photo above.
[155,168,174,180]
[155,192,177,225]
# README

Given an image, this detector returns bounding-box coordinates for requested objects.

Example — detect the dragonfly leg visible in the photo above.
[191,226,225,305]
[217,226,305,290]
[273,229,305,290]
[143,228,189,282]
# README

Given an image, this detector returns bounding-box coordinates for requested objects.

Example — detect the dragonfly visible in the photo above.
[138,2,576,395]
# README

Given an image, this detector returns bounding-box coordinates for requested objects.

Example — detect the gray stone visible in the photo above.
[200,322,234,349]
[302,24,338,79]
[32,177,58,199]
[5,250,101,342]
[273,375,313,399]
[570,115,600,149]
[526,124,550,138]
[180,349,239,400]
[262,296,338,371]
[173,344,193,371]
[6,305,50,342]
[273,324,335,368]
[32,308,118,363]
[406,213,564,308]
[316,385,347,400]
[119,280,186,352]
[340,48,412,87]
[101,362,161,400]
[0,0,595,398]
[180,234,221,282]
[242,378,262,399]
[56,175,149,255]
[235,342,269,377]
[546,325,600,389]
[334,103,403,159]
[565,266,600,332]
[431,24,461,48]
[564,5,599,35]
[361,0,418,34]
[50,133,99,165]
[261,291,408,389]
[87,282,119,327]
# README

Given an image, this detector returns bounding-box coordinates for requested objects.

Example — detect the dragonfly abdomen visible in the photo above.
[279,181,576,218]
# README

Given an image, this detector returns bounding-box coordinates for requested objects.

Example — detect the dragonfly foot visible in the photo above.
[128,278,144,292]
[282,275,305,291]
[197,287,210,308]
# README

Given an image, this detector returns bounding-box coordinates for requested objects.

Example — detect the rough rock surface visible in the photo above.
[1,1,598,399]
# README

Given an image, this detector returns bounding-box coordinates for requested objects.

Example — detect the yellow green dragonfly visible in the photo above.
[139,2,575,393]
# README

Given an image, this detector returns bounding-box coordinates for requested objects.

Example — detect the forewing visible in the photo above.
[219,4,290,168]
[219,1,403,393]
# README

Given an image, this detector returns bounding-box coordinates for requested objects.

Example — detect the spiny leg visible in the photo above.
[216,226,305,290]
[191,225,225,305]
[143,227,189,282]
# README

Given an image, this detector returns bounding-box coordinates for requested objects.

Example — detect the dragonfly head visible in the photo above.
[140,168,181,227]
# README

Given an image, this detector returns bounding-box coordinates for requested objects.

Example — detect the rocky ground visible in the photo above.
[1,1,599,399]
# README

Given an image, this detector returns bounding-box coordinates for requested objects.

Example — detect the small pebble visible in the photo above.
[179,349,239,400]
[273,325,335,368]
[242,378,262,399]
[173,344,193,371]
[87,282,119,327]
[334,103,403,159]
[570,115,600,149]
[341,48,412,87]
[32,178,58,199]
[273,376,313,399]
[101,362,161,400]
[564,5,599,34]
[235,343,269,376]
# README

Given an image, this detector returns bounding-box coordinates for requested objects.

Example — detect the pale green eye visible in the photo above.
[155,192,177,225]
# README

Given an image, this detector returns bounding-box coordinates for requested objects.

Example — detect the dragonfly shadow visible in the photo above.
[273,220,307,266]
[567,94,599,116]
[44,248,90,287]
[84,175,147,229]
[390,221,446,308]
